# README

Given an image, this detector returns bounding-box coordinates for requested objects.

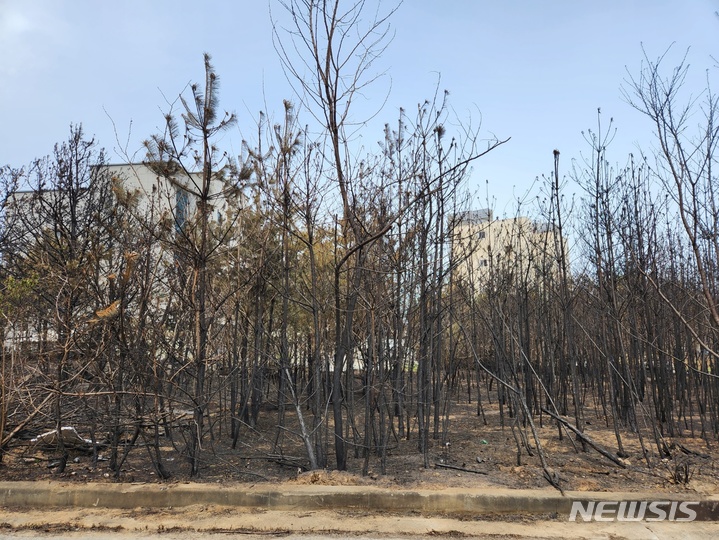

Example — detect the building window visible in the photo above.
[478,231,486,239]
[175,187,189,232]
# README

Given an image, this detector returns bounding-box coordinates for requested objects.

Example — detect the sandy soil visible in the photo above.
[1,505,718,539]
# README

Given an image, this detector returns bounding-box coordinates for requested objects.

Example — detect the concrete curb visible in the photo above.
[1,481,718,521]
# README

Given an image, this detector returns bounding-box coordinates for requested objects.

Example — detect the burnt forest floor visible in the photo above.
[2,395,718,495]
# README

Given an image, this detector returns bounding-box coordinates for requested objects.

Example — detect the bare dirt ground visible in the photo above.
[3,400,717,494]
[1,399,717,536]
[2,505,718,539]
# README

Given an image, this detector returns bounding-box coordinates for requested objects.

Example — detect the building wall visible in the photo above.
[3,162,240,349]
[106,163,234,226]
[452,209,567,286]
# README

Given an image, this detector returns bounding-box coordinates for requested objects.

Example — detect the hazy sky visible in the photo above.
[1,0,716,212]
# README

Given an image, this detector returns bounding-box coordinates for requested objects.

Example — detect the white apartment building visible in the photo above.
[452,209,567,285]
[106,163,237,229]
[2,162,240,349]
[7,162,235,237]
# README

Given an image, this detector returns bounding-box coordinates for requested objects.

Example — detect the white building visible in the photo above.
[452,209,567,286]
[106,163,238,229]
[2,162,241,349]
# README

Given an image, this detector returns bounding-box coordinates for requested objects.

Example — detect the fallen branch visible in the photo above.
[676,443,710,459]
[435,462,488,475]
[1,393,53,448]
[267,453,308,471]
[541,408,626,469]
